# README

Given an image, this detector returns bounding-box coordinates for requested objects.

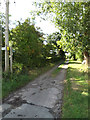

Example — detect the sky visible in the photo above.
[1,0,59,34]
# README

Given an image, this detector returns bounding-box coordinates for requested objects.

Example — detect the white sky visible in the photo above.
[1,0,59,34]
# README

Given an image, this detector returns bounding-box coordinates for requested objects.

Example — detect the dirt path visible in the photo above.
[2,61,68,119]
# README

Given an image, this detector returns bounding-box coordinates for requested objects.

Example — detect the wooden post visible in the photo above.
[5,0,9,72]
[0,12,2,119]
[10,46,13,73]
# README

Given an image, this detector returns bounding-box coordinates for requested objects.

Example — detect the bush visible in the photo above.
[13,62,23,74]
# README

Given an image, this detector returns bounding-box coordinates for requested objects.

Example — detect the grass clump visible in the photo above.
[2,73,31,98]
[62,60,88,118]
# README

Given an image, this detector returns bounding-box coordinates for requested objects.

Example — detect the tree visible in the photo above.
[10,19,44,68]
[47,32,65,60]
[34,1,90,64]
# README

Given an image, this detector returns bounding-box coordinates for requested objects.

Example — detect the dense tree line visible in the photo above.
[1,17,63,73]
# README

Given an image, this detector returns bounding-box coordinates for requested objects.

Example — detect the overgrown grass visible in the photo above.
[62,60,88,118]
[2,61,61,99]
[2,74,30,98]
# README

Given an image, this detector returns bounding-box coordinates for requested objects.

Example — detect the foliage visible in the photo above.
[12,62,23,74]
[33,1,90,60]
[47,32,66,60]
[9,19,63,70]
[10,19,45,68]
[2,14,63,75]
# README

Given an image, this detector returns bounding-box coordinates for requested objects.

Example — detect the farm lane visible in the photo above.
[2,61,68,119]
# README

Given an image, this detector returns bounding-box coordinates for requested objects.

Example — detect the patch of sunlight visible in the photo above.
[70,78,75,80]
[70,78,81,81]
[58,64,68,69]
[72,87,79,90]
[69,63,88,73]
[76,81,88,85]
[77,81,84,83]
[84,89,88,91]
[70,64,81,69]
[64,80,67,83]
[62,65,68,69]
[46,57,52,59]
[58,64,63,68]
[82,91,88,96]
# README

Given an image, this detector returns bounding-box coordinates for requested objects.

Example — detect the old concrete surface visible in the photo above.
[2,61,68,119]
[0,105,2,120]
[1,104,12,113]
[22,88,59,108]
[4,104,54,119]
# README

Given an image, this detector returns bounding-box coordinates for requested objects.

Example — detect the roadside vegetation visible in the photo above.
[62,60,88,118]
[2,18,65,99]
[2,60,64,98]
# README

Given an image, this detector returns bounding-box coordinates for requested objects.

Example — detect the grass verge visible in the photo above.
[62,60,88,118]
[2,61,61,99]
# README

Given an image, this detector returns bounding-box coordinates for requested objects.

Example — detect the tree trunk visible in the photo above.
[89,56,90,68]
[73,54,77,61]
[84,51,89,65]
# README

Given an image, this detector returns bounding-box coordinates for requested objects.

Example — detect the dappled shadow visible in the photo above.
[69,61,81,64]
[63,66,88,118]
[67,66,88,81]
[68,66,87,73]
[66,66,88,92]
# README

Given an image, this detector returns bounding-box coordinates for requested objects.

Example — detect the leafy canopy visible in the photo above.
[34,1,90,56]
